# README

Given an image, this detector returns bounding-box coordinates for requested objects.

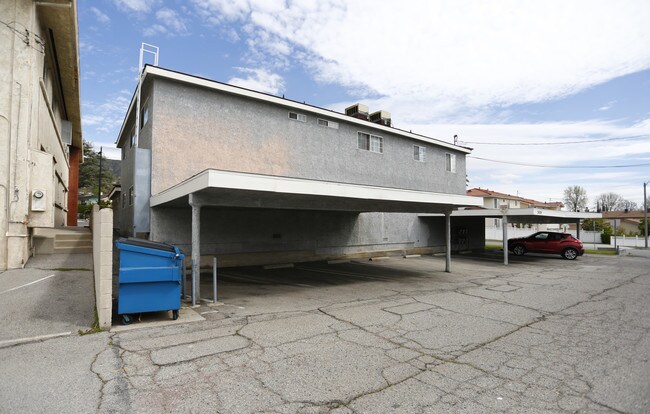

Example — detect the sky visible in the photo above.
[78,0,650,208]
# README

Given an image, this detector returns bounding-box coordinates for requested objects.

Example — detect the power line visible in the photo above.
[468,156,650,169]
[461,134,648,146]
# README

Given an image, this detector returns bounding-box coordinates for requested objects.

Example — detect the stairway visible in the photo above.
[33,227,93,255]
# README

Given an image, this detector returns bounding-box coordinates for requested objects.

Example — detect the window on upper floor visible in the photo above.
[414,145,426,162]
[130,127,136,148]
[493,199,498,208]
[445,153,456,173]
[358,132,383,153]
[141,101,150,129]
[128,186,134,206]
[288,111,306,122]
[317,118,339,129]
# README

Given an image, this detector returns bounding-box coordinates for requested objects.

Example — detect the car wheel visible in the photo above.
[563,248,578,260]
[512,245,526,256]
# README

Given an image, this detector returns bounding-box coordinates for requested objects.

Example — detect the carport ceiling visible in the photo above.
[150,169,483,213]
[421,208,602,224]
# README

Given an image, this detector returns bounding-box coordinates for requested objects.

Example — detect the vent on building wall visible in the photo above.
[345,103,369,120]
[369,110,391,127]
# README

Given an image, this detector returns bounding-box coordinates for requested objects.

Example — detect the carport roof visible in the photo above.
[421,208,601,224]
[150,169,483,213]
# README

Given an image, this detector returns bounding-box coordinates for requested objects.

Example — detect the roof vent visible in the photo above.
[345,103,369,120]
[369,110,391,127]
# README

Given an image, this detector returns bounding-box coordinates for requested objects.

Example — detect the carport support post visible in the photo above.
[502,212,509,265]
[576,220,581,240]
[445,210,452,273]
[189,194,201,306]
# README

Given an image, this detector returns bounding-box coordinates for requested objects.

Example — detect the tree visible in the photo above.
[595,192,623,212]
[563,185,588,212]
[640,219,649,236]
[581,218,611,232]
[595,193,639,211]
[78,140,116,196]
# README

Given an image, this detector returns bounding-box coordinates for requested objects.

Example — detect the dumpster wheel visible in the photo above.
[172,310,179,320]
[121,314,133,325]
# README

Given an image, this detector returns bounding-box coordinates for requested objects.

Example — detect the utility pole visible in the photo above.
[98,147,103,209]
[643,181,648,249]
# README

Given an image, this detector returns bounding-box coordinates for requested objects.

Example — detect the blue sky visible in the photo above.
[78,0,650,207]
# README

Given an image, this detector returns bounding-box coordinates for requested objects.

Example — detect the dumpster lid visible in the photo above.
[117,237,177,253]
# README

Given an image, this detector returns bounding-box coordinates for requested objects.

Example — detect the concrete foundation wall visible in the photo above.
[92,205,113,329]
[151,207,452,266]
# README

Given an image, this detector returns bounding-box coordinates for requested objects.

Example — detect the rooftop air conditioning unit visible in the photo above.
[345,103,369,120]
[369,110,391,127]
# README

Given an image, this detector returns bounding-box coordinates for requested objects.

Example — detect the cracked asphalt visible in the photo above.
[1,253,649,413]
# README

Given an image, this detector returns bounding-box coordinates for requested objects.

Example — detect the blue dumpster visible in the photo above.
[115,238,184,325]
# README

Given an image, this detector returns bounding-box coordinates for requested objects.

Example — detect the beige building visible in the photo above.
[466,188,564,230]
[0,0,82,269]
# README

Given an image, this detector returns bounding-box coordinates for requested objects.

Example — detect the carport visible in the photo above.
[150,169,483,304]
[449,208,602,264]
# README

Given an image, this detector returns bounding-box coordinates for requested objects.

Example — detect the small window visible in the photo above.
[317,118,339,129]
[493,199,498,208]
[288,112,306,122]
[122,193,126,208]
[141,102,149,129]
[130,127,136,148]
[358,132,383,153]
[445,153,456,172]
[128,186,134,206]
[414,145,426,162]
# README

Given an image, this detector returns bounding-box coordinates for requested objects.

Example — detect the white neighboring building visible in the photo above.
[467,188,564,231]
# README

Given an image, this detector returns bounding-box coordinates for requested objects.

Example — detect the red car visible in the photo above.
[508,231,584,260]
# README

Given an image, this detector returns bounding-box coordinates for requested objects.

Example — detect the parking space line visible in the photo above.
[0,274,57,295]
[0,331,72,348]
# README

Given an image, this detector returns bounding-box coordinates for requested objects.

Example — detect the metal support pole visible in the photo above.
[502,214,509,265]
[97,147,102,207]
[180,257,185,299]
[213,256,218,303]
[189,194,201,306]
[191,259,196,306]
[576,220,581,240]
[643,181,648,249]
[445,211,451,273]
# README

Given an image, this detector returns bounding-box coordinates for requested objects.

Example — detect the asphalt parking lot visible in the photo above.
[1,253,649,413]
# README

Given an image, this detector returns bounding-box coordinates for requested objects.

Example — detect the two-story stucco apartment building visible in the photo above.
[115,66,483,295]
[0,0,83,269]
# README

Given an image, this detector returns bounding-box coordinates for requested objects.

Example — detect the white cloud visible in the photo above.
[404,119,650,206]
[143,8,189,37]
[156,8,187,33]
[90,7,111,24]
[143,23,167,37]
[192,0,650,121]
[112,0,159,13]
[227,67,285,94]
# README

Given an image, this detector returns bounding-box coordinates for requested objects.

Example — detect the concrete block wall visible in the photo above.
[92,205,113,329]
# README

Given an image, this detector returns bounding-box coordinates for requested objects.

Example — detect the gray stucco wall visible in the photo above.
[149,78,467,196]
[150,207,448,263]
